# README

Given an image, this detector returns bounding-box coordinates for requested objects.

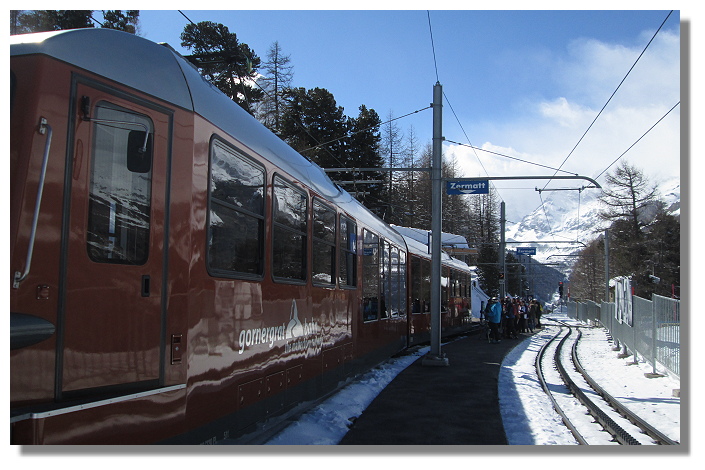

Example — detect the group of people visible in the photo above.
[484,296,543,344]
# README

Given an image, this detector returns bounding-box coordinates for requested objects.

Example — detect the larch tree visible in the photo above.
[257,41,294,135]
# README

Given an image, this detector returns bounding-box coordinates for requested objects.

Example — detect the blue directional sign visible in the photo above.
[446,180,489,195]
[516,247,537,256]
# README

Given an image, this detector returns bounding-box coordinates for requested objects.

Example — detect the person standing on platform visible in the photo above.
[487,297,503,343]
[503,297,518,339]
[528,300,538,333]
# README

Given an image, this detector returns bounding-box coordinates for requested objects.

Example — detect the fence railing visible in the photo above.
[565,295,680,379]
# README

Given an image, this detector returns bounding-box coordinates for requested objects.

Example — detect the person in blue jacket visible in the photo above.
[487,297,503,343]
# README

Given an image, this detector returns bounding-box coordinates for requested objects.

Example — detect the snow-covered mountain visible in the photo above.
[505,177,681,270]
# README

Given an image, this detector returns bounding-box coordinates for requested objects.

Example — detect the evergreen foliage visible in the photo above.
[10,10,139,35]
[180,21,263,115]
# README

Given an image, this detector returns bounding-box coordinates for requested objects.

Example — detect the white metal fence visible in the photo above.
[566,295,680,379]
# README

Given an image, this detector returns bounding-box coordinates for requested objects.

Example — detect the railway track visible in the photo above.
[536,319,679,445]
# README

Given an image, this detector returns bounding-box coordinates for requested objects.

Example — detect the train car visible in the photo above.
[10,28,472,445]
[402,233,474,346]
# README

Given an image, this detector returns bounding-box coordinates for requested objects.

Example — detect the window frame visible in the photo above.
[205,135,266,280]
[338,214,357,289]
[86,100,154,266]
[271,174,308,284]
[311,197,337,287]
[362,229,380,323]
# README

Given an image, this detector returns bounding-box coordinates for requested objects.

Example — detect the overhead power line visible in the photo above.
[427,11,440,83]
[443,93,505,203]
[178,10,196,25]
[299,105,431,154]
[445,139,579,176]
[594,101,680,180]
[542,9,674,190]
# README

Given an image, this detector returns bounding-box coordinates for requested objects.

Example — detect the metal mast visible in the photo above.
[423,81,448,366]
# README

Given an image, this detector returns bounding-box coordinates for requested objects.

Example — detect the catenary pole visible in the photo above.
[500,201,506,299]
[423,82,448,366]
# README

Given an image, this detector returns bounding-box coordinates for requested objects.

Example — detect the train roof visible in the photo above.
[396,232,472,273]
[10,28,405,248]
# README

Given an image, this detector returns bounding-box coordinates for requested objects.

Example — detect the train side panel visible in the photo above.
[11,52,192,444]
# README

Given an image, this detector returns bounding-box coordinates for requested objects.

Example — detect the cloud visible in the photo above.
[539,97,588,128]
[448,27,680,222]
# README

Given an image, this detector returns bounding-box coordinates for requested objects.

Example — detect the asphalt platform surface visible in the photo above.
[339,331,530,445]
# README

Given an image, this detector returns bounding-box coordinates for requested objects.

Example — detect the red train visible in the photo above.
[10,28,474,444]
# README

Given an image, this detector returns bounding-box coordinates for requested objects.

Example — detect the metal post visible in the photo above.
[604,229,610,302]
[423,82,448,366]
[499,201,506,299]
[651,298,658,375]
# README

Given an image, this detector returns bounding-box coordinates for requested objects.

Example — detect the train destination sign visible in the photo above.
[446,180,489,195]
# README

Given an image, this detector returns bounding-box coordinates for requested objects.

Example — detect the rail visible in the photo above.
[571,328,679,445]
[535,325,588,445]
[540,320,677,445]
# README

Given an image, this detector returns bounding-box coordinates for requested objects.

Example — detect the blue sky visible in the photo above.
[137,8,681,221]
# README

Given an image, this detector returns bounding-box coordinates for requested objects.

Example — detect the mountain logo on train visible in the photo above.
[237,300,323,357]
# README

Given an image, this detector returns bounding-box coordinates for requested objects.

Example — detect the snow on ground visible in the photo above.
[263,345,430,445]
[500,309,681,445]
[260,308,680,447]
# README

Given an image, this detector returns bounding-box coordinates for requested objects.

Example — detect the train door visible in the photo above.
[60,81,172,394]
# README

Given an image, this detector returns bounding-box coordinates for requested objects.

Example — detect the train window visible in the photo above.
[380,241,390,319]
[312,199,336,286]
[399,249,407,314]
[339,216,357,288]
[420,258,431,313]
[388,245,400,317]
[411,256,422,314]
[272,175,307,282]
[87,102,153,264]
[441,267,449,313]
[207,138,265,277]
[362,230,379,322]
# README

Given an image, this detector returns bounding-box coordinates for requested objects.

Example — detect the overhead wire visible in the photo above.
[298,105,431,154]
[594,101,680,180]
[445,139,578,176]
[427,11,440,83]
[442,95,500,199]
[527,10,675,242]
[541,9,674,191]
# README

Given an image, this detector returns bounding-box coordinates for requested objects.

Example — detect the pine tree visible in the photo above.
[180,21,263,115]
[279,87,349,170]
[347,105,386,217]
[100,10,140,34]
[11,10,139,35]
[11,10,93,34]
[641,205,680,298]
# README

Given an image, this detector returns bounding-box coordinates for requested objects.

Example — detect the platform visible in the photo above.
[339,331,531,445]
